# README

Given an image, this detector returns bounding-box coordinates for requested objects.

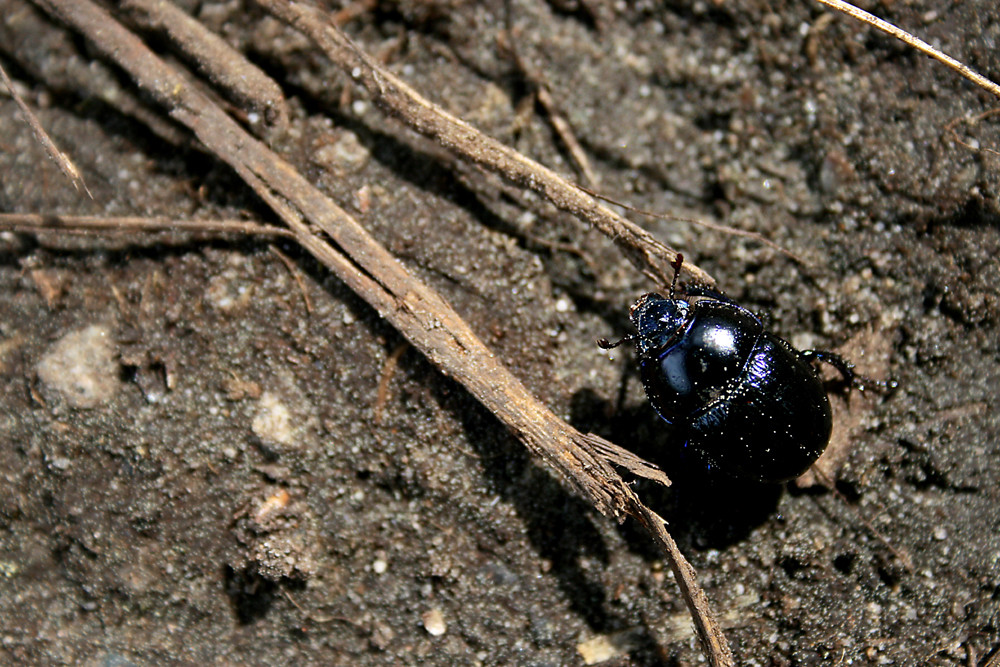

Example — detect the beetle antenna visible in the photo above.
[668,253,684,297]
[597,334,636,350]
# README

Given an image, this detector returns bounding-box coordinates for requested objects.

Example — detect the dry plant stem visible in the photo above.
[634,502,734,663]
[373,342,409,426]
[0,212,297,238]
[0,0,188,146]
[32,0,632,514]
[581,187,805,265]
[816,0,1000,100]
[255,0,715,290]
[30,2,734,664]
[0,62,92,198]
[268,244,315,314]
[945,108,1000,159]
[501,31,600,187]
[329,0,377,27]
[120,0,289,128]
[535,84,600,188]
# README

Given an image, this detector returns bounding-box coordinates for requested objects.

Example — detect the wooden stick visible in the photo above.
[0,212,297,238]
[0,62,92,198]
[120,0,289,127]
[28,2,733,663]
[31,0,641,523]
[254,0,715,290]
[816,0,1000,100]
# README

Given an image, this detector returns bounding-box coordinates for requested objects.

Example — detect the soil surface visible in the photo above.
[2,0,999,665]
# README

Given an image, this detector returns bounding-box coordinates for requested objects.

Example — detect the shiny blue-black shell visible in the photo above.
[630,291,832,483]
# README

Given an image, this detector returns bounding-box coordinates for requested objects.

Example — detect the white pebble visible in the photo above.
[422,608,446,636]
[36,324,119,409]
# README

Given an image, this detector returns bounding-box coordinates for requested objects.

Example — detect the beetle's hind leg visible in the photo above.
[800,349,898,392]
[801,350,855,384]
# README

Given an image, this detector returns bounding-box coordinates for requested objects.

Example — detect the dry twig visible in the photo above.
[944,108,1000,158]
[0,212,297,238]
[373,342,409,426]
[0,61,92,198]
[581,187,806,266]
[120,0,289,128]
[253,0,715,290]
[269,244,315,314]
[28,1,733,663]
[499,29,600,188]
[0,0,189,147]
[816,0,1000,100]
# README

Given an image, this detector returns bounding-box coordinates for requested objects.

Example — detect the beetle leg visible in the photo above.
[801,349,856,384]
[801,349,898,392]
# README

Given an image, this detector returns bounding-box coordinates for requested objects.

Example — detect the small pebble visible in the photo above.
[36,324,120,408]
[422,608,446,636]
[252,392,294,446]
[577,634,625,665]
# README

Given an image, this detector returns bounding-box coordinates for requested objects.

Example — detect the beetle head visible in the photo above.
[630,293,691,356]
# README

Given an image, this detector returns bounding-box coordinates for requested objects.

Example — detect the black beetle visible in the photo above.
[600,255,874,483]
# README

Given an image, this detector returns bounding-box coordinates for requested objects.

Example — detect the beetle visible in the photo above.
[599,255,878,483]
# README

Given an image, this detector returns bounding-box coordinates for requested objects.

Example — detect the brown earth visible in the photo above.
[1,0,999,664]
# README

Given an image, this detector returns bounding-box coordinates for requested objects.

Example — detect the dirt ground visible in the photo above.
[1,0,999,665]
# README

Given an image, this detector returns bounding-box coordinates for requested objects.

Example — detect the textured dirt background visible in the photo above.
[1,0,999,665]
